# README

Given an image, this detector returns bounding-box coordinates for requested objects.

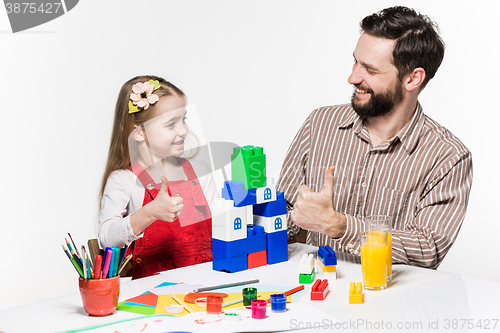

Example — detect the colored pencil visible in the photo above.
[82,245,94,278]
[62,245,71,259]
[68,233,80,257]
[94,255,103,279]
[70,255,84,277]
[172,295,194,313]
[194,279,260,292]
[118,254,132,275]
[117,242,129,273]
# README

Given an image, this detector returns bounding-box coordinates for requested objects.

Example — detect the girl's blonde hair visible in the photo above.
[98,75,190,208]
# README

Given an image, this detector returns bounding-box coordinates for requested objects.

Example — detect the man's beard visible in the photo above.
[351,82,404,118]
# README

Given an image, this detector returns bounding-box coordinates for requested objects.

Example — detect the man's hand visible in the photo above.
[291,166,346,238]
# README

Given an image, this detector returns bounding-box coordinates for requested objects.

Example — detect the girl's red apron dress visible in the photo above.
[128,158,212,279]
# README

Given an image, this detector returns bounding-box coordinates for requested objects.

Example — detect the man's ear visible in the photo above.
[404,67,426,92]
[130,125,145,142]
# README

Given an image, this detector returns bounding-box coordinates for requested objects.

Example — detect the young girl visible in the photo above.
[98,75,217,279]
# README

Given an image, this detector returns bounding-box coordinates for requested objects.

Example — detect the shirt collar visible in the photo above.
[338,102,425,154]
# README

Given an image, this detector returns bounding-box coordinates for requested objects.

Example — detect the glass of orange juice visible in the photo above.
[360,231,388,290]
[365,215,392,281]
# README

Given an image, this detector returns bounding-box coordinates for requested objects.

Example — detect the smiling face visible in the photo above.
[348,33,404,118]
[141,94,188,160]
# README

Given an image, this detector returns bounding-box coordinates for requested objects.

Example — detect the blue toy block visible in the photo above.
[253,191,287,217]
[213,254,247,273]
[318,245,337,266]
[221,181,257,207]
[213,225,267,257]
[266,230,288,264]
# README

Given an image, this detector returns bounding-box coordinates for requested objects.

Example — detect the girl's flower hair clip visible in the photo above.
[128,80,161,113]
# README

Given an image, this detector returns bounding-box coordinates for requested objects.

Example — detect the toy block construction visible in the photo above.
[212,145,288,273]
[349,282,363,304]
[311,279,329,301]
[298,253,316,284]
[318,245,337,275]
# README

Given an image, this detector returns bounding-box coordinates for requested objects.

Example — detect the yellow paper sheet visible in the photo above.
[155,292,291,316]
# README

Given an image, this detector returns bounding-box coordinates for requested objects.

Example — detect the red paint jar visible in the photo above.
[206,295,223,314]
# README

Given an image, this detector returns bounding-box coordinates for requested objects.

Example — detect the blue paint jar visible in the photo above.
[270,293,287,312]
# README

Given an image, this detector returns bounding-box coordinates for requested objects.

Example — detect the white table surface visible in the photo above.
[1,243,499,333]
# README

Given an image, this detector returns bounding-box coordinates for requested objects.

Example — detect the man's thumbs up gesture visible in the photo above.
[290,166,346,238]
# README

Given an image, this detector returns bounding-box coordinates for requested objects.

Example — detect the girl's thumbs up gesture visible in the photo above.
[153,176,184,222]
[130,177,184,236]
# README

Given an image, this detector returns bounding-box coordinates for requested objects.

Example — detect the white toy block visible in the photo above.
[256,178,277,204]
[212,198,248,241]
[253,214,287,233]
[299,253,315,274]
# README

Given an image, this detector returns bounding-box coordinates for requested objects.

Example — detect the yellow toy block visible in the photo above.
[318,259,336,272]
[349,282,363,304]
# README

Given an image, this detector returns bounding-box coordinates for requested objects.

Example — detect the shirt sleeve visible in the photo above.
[98,170,143,249]
[389,151,473,268]
[277,114,312,243]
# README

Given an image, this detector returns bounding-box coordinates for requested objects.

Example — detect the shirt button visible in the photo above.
[347,243,354,248]
[361,182,366,187]
[357,214,363,219]
[147,184,154,190]
[135,258,142,264]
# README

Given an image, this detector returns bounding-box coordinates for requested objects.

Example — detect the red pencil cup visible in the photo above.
[79,276,120,316]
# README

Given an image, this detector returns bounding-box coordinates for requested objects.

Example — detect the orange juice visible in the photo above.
[360,238,388,290]
[367,230,392,279]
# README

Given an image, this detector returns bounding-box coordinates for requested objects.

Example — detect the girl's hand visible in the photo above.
[152,176,183,222]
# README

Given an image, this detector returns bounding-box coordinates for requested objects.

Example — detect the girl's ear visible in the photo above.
[131,125,145,142]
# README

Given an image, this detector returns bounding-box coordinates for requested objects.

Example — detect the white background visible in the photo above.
[0,0,498,309]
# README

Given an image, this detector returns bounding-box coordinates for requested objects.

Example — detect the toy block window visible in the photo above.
[264,188,272,200]
[234,217,242,230]
[274,217,282,230]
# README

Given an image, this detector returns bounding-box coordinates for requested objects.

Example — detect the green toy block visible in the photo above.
[299,267,316,284]
[231,145,266,189]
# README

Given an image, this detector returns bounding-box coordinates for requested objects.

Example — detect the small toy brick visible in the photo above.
[247,250,267,269]
[266,230,288,264]
[253,191,286,217]
[299,267,315,284]
[255,178,277,204]
[349,282,363,304]
[253,214,287,233]
[318,245,337,266]
[213,225,266,257]
[317,259,336,273]
[310,279,329,301]
[231,146,266,190]
[212,198,249,241]
[299,254,315,274]
[221,181,257,207]
[213,254,248,273]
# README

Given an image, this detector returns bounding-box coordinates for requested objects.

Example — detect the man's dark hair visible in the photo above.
[361,6,445,90]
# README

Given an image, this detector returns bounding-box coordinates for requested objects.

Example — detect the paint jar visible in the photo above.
[242,287,258,306]
[79,275,120,316]
[206,295,223,314]
[251,299,267,319]
[270,293,287,312]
